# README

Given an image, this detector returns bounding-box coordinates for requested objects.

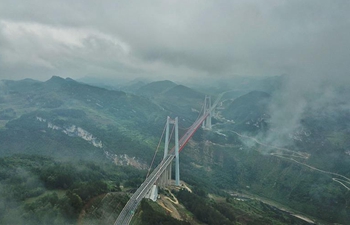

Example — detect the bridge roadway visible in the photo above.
[114,112,210,225]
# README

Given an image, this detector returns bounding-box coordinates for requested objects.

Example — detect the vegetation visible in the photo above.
[1,76,349,224]
[179,137,350,224]
[221,91,270,132]
[138,200,190,225]
[175,188,311,225]
[0,154,143,225]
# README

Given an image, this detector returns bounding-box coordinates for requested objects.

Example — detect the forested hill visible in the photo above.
[0,76,207,160]
[221,91,270,132]
[0,76,169,160]
[1,76,350,225]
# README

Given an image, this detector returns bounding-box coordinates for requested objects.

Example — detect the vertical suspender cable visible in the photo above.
[146,122,167,178]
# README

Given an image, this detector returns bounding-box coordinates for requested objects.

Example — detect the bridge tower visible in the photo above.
[159,116,180,187]
[174,117,180,186]
[163,116,170,160]
[202,95,212,130]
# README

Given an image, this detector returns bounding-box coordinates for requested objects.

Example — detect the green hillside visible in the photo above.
[136,80,206,126]
[1,76,350,224]
[221,91,270,132]
[0,76,169,161]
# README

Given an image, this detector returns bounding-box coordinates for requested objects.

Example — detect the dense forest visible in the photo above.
[0,155,143,224]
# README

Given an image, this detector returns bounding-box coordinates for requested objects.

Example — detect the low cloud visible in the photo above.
[0,0,349,82]
[264,72,350,146]
[0,20,134,80]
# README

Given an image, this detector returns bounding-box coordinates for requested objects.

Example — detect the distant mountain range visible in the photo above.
[221,91,270,132]
[0,76,166,161]
[0,76,206,160]
[136,80,177,96]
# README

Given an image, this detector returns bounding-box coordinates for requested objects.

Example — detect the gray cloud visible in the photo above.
[0,0,349,82]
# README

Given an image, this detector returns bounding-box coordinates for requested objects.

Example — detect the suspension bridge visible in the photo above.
[114,95,218,224]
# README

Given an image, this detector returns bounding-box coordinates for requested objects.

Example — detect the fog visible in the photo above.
[264,73,350,147]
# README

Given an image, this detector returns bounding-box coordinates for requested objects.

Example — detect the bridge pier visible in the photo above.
[168,160,172,185]
[144,185,158,201]
[157,163,172,188]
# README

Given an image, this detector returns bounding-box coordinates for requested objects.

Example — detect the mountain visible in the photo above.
[133,80,206,126]
[209,87,350,224]
[0,76,209,162]
[1,75,350,224]
[120,80,148,93]
[136,80,177,97]
[77,76,129,90]
[0,76,168,161]
[162,84,204,100]
[221,91,270,132]
[154,84,206,126]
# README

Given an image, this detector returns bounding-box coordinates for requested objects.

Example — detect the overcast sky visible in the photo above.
[0,0,349,82]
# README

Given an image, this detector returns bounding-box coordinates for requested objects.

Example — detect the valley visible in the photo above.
[0,76,349,224]
[227,191,316,224]
[230,130,350,191]
[1,1,349,224]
